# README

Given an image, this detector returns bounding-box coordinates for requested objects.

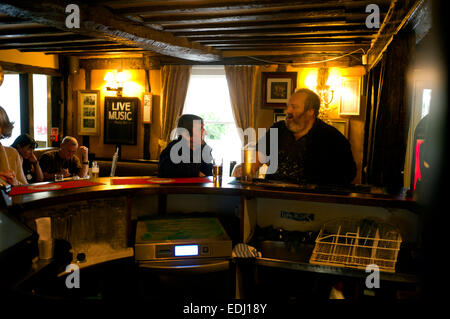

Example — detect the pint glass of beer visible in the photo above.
[242,143,256,183]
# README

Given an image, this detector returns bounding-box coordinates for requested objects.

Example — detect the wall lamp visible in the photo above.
[104,71,127,97]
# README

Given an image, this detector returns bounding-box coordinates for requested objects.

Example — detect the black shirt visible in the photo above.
[158,136,214,178]
[39,150,82,177]
[22,158,36,183]
[258,119,356,185]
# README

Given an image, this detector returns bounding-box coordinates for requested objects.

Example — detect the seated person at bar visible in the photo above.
[11,134,44,183]
[0,106,27,185]
[39,136,89,181]
[237,88,356,185]
[158,114,213,178]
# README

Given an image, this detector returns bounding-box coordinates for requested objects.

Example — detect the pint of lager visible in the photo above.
[242,143,256,183]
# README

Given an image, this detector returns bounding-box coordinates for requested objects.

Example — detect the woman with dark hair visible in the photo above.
[11,133,44,183]
[0,106,27,185]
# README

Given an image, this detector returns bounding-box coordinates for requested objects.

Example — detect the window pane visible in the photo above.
[183,69,241,173]
[421,89,432,119]
[0,74,21,146]
[33,74,48,147]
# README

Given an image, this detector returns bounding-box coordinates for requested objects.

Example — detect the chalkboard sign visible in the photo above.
[104,97,139,145]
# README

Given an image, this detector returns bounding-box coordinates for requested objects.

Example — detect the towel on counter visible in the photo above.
[232,243,261,258]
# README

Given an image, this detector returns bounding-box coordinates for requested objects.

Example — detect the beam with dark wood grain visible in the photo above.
[367,0,423,68]
[166,22,367,33]
[0,60,60,75]
[78,56,160,70]
[175,24,374,37]
[0,35,101,45]
[188,31,374,41]
[0,40,122,49]
[0,0,221,62]
[110,0,388,16]
[194,34,373,44]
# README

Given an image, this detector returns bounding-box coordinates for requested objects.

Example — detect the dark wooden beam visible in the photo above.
[0,0,221,62]
[18,46,140,53]
[0,38,108,46]
[195,34,373,44]
[176,25,374,37]
[367,0,424,68]
[189,31,374,41]
[0,33,87,43]
[219,43,369,52]
[167,22,366,33]
[79,56,160,70]
[0,60,60,76]
[111,0,386,16]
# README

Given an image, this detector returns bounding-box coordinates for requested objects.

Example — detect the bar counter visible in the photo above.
[2,176,421,300]
[3,176,417,211]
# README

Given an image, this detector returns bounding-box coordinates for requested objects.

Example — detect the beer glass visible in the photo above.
[242,142,256,183]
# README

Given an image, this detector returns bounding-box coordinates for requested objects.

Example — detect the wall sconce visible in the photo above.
[316,68,341,122]
[104,71,126,97]
[316,68,334,107]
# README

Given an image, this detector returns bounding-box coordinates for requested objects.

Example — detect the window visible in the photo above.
[421,89,431,119]
[183,66,241,175]
[0,74,21,145]
[33,74,49,147]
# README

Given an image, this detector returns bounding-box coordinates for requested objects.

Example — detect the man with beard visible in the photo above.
[253,88,356,185]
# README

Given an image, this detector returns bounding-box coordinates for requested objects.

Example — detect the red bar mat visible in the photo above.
[111,177,211,185]
[9,180,104,196]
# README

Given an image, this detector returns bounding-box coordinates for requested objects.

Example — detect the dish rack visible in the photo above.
[309,218,402,272]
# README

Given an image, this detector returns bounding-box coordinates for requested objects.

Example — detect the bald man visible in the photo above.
[250,88,356,185]
[39,136,89,181]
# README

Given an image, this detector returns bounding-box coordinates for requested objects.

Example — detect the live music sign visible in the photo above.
[104,97,139,145]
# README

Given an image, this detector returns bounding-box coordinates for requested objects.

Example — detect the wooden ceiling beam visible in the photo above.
[0,33,88,43]
[0,39,117,48]
[175,25,373,37]
[166,22,366,33]
[111,0,386,16]
[19,47,143,53]
[0,0,221,62]
[367,0,424,68]
[222,44,369,55]
[195,34,373,44]
[140,9,347,23]
[188,31,374,41]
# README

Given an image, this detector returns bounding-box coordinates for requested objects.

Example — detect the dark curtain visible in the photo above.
[362,30,415,193]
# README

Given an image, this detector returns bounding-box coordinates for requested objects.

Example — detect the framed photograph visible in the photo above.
[274,113,286,123]
[78,90,100,136]
[261,72,297,108]
[339,76,361,115]
[142,92,153,124]
[329,119,349,138]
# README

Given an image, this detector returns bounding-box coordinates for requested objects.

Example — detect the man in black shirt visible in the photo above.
[256,88,356,185]
[158,114,213,178]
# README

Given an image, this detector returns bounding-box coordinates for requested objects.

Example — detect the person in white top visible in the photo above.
[0,106,27,185]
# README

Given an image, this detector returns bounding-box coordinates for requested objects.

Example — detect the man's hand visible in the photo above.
[79,146,89,161]
[198,171,206,177]
[0,170,18,185]
[61,168,70,177]
[28,150,38,164]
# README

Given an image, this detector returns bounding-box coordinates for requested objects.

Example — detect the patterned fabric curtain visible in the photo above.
[224,65,260,145]
[159,65,192,154]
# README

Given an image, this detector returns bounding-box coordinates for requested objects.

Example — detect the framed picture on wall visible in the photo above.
[274,113,286,123]
[142,92,152,124]
[261,72,297,108]
[329,119,349,138]
[339,76,361,115]
[78,90,100,136]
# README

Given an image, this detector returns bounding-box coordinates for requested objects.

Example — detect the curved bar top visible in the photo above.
[3,176,417,211]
